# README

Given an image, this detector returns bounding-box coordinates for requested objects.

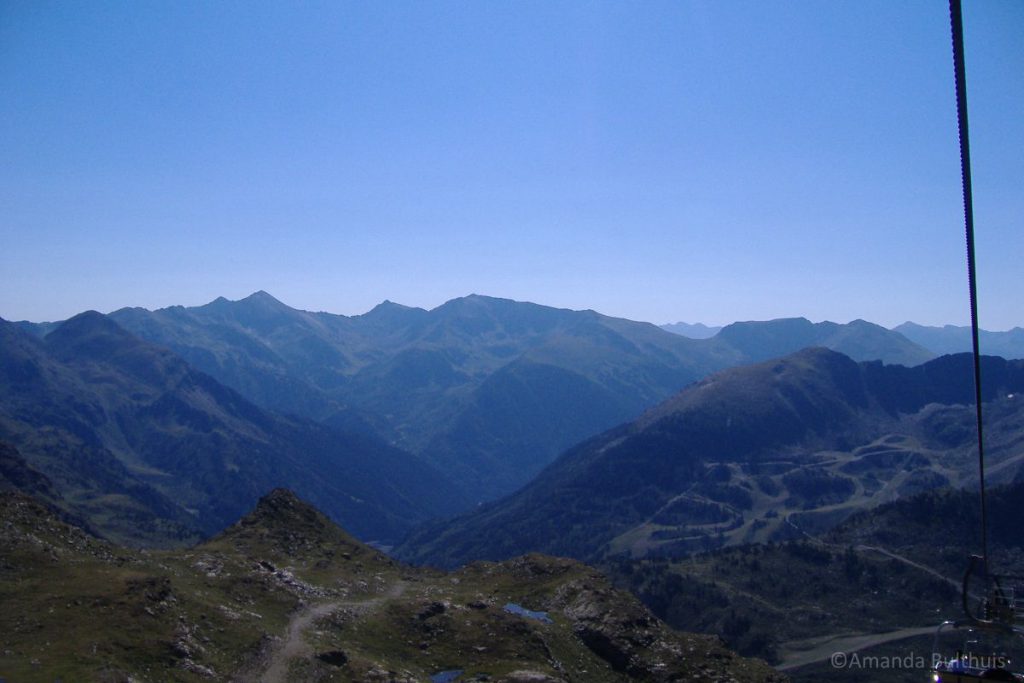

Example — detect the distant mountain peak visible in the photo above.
[44,310,134,350]
[238,290,290,309]
[199,291,290,312]
[359,300,428,330]
[439,293,514,308]
[367,299,419,314]
[431,294,555,322]
[191,291,304,333]
[432,294,496,317]
[243,289,277,301]
[640,345,861,428]
[55,309,116,329]
[439,293,485,308]
[726,316,813,329]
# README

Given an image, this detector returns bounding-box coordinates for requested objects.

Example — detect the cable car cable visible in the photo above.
[948,0,989,577]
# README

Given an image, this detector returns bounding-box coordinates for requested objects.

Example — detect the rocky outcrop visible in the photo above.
[2,491,784,682]
[473,554,787,682]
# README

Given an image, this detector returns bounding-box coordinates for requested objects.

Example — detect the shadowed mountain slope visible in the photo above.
[22,294,951,505]
[107,292,741,500]
[0,313,466,545]
[396,349,1024,568]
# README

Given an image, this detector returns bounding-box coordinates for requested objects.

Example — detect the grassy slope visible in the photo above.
[0,490,784,682]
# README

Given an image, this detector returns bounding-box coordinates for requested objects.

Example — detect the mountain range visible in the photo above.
[396,348,1024,568]
[664,318,1024,361]
[663,317,935,367]
[894,321,1024,360]
[101,292,740,499]
[712,318,934,366]
[7,293,1018,554]
[17,294,944,505]
[0,312,464,545]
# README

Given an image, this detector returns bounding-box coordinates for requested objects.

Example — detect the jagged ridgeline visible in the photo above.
[20,293,938,505]
[0,489,785,682]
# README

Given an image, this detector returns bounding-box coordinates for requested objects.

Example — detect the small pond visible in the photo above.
[503,602,553,624]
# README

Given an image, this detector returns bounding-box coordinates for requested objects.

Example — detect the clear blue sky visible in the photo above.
[2,1,1021,328]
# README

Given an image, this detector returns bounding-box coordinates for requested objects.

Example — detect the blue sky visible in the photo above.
[2,1,1021,328]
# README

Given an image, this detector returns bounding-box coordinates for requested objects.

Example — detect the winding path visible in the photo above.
[257,580,409,683]
[854,545,968,595]
[773,519,975,673]
[777,625,936,670]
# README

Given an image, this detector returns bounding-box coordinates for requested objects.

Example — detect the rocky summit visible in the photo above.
[0,489,784,682]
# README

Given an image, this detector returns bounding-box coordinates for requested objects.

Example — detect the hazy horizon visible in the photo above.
[3,1,1022,328]
[6,288,1022,333]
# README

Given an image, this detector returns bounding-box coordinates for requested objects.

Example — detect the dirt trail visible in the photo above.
[771,524,970,673]
[777,625,936,671]
[787,511,972,594]
[257,580,409,683]
[855,544,964,592]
